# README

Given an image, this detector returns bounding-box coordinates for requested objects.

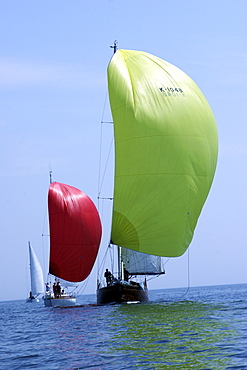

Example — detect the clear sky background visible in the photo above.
[0,1,246,301]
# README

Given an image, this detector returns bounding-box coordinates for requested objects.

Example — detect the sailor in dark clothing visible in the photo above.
[56,281,61,295]
[124,268,129,282]
[104,269,112,286]
[53,283,57,296]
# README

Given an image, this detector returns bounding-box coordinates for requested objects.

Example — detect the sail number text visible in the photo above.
[159,87,185,97]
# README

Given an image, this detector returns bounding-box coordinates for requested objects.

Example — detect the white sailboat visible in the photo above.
[26,242,44,303]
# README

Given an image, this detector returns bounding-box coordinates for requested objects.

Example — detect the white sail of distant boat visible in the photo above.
[26,242,44,302]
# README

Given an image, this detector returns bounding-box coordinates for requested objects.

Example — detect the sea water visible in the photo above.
[0,284,246,369]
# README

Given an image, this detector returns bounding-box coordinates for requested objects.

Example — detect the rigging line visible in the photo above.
[97,91,108,209]
[98,136,114,197]
[109,243,116,275]
[180,247,190,298]
[100,91,108,123]
[97,243,111,280]
[41,210,49,278]
[76,277,90,296]
[163,257,170,268]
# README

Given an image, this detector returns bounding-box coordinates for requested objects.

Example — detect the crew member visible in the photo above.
[104,269,112,286]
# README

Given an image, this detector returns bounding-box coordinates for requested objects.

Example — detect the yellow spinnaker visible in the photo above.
[108,50,218,257]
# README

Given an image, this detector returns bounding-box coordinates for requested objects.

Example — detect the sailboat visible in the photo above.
[97,46,218,304]
[26,242,44,303]
[43,181,102,307]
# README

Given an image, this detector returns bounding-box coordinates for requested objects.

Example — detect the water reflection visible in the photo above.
[104,300,237,369]
[1,288,245,369]
[43,304,108,369]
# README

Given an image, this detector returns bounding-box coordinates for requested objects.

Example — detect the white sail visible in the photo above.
[121,247,164,275]
[29,243,44,296]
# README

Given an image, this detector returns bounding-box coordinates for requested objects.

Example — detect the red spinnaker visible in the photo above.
[48,182,102,282]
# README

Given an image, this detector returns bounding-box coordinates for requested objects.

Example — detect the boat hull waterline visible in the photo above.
[43,293,76,308]
[26,297,39,303]
[97,280,148,305]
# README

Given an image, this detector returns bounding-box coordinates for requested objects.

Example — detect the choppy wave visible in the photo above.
[1,284,247,369]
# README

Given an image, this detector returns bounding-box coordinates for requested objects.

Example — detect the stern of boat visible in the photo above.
[97,280,148,305]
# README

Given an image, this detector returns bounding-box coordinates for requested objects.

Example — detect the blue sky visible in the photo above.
[0,1,246,301]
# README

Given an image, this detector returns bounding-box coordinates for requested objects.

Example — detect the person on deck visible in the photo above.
[104,269,112,286]
[29,291,35,299]
[53,282,57,296]
[56,281,61,295]
[124,268,129,282]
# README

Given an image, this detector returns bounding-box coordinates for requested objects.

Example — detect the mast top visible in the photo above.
[110,40,118,54]
[49,171,53,184]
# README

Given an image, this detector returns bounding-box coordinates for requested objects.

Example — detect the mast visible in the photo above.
[110,40,118,54]
[110,40,123,280]
[118,245,123,280]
